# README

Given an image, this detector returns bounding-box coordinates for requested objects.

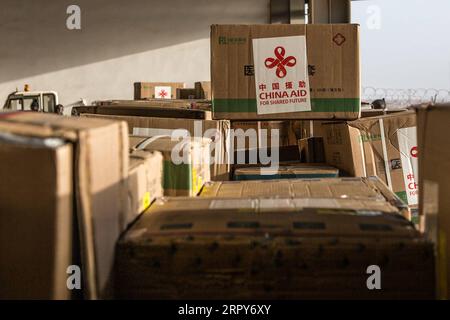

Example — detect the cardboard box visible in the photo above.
[416,103,450,299]
[211,24,360,120]
[85,114,230,181]
[233,163,339,180]
[0,134,73,299]
[134,82,184,100]
[200,176,408,216]
[176,88,197,99]
[349,111,418,207]
[233,145,301,166]
[231,120,300,150]
[322,121,365,177]
[127,150,163,224]
[298,137,325,163]
[95,99,211,110]
[195,81,212,100]
[74,104,211,120]
[0,113,129,299]
[134,136,211,196]
[116,196,433,299]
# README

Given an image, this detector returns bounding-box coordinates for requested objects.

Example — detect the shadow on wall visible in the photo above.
[0,0,269,84]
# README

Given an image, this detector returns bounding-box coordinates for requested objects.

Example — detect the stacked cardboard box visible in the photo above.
[195,81,211,100]
[349,111,418,207]
[115,195,433,299]
[84,113,230,181]
[74,103,212,120]
[211,24,360,120]
[176,88,197,99]
[126,150,163,224]
[94,99,212,111]
[416,103,450,299]
[321,120,366,177]
[0,113,128,299]
[134,82,184,100]
[131,136,211,197]
[233,164,338,180]
[298,137,325,163]
[231,120,300,150]
[320,112,418,218]
[200,177,408,215]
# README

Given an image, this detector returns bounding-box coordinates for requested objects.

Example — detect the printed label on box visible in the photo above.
[154,86,172,99]
[397,126,418,205]
[252,36,311,115]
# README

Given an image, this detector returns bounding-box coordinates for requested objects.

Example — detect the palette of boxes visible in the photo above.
[1,24,449,300]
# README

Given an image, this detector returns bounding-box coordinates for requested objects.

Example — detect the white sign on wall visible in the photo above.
[252,35,311,115]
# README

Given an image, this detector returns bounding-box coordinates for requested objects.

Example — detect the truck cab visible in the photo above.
[3,90,59,113]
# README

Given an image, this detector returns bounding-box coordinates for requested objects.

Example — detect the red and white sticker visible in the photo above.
[155,86,171,99]
[252,36,311,115]
[397,127,418,205]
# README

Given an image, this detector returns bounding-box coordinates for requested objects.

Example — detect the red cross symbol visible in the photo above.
[158,89,168,98]
[264,46,297,78]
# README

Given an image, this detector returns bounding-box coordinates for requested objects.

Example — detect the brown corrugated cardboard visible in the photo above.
[322,121,365,177]
[86,114,230,181]
[0,113,129,299]
[231,120,300,150]
[416,103,450,299]
[233,163,338,180]
[298,137,325,163]
[176,88,197,99]
[74,104,211,120]
[211,24,360,120]
[95,99,211,110]
[135,136,211,196]
[233,145,301,166]
[127,150,163,224]
[200,176,408,217]
[0,134,73,299]
[115,196,432,299]
[195,81,212,100]
[134,82,184,99]
[349,111,417,207]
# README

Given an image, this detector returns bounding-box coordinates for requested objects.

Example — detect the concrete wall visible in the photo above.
[0,0,269,106]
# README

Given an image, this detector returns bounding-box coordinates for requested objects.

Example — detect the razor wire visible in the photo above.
[362,87,450,107]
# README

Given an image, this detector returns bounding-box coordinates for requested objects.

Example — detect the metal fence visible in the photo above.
[362,87,450,107]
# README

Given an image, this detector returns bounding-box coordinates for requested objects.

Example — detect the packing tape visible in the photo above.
[379,119,393,189]
[359,131,368,177]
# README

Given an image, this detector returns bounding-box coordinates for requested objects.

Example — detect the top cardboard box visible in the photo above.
[134,82,184,100]
[211,24,360,120]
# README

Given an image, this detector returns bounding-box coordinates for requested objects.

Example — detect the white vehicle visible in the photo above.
[2,86,60,113]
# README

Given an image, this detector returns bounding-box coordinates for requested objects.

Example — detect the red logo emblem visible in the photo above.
[333,33,346,46]
[410,146,418,158]
[158,89,168,98]
[264,46,296,78]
